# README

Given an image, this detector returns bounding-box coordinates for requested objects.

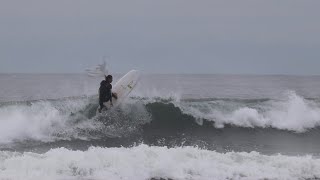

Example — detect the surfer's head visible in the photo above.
[105,75,113,83]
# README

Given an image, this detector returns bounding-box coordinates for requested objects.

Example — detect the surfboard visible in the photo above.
[100,70,140,111]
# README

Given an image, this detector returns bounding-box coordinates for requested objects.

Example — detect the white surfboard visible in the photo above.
[101,70,140,110]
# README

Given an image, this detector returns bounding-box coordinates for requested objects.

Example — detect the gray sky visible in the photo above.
[0,0,320,74]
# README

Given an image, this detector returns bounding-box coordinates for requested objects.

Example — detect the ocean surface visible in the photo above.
[1,73,320,180]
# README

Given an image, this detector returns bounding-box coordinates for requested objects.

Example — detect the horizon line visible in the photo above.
[1,72,320,77]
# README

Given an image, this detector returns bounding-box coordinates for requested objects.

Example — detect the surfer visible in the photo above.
[98,75,117,113]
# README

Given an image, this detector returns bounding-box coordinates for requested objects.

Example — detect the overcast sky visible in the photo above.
[0,0,319,74]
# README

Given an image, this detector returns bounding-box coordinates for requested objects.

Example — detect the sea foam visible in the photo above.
[177,91,320,132]
[0,145,319,180]
[0,99,91,144]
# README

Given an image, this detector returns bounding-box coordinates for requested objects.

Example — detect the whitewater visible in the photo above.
[1,145,320,180]
[1,74,320,179]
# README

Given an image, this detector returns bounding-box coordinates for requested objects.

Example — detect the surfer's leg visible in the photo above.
[99,101,105,113]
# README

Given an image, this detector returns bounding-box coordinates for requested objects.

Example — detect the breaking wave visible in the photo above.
[176,91,320,132]
[0,91,320,145]
[1,145,319,180]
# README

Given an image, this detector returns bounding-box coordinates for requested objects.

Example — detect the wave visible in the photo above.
[0,96,151,145]
[135,91,320,132]
[0,98,92,144]
[174,91,320,132]
[0,91,320,145]
[0,145,319,180]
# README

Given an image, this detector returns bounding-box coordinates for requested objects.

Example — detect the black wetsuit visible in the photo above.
[99,80,112,110]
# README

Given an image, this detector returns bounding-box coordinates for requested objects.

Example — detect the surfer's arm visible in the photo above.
[112,93,118,99]
[110,92,113,106]
[109,92,113,106]
[109,92,112,103]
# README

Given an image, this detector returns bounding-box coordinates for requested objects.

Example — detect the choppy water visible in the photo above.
[1,73,320,180]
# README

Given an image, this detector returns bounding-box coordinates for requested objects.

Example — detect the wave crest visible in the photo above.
[176,91,320,132]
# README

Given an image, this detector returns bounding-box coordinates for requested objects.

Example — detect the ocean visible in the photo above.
[1,73,320,180]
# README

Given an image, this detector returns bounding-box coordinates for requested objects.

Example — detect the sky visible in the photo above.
[0,0,320,75]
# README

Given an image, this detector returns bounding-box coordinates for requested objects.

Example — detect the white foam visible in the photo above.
[0,145,319,180]
[0,99,90,144]
[132,78,182,102]
[178,91,320,132]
